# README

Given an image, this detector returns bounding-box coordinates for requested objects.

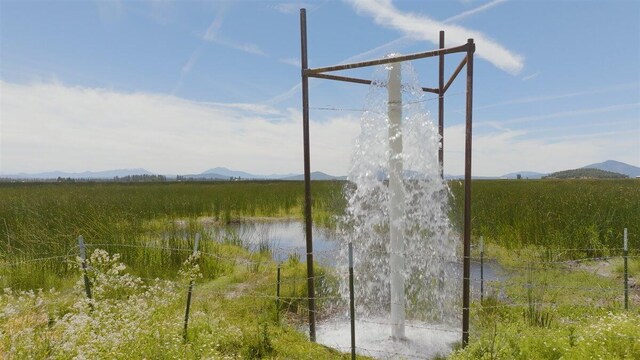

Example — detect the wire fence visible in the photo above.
[1,229,636,359]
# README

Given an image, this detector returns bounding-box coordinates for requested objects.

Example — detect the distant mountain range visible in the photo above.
[183,167,298,180]
[180,167,339,181]
[279,172,347,181]
[1,168,153,180]
[2,160,638,181]
[582,160,640,177]
[495,160,640,179]
[0,167,343,181]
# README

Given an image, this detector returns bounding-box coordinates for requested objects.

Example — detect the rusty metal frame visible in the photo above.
[300,8,475,346]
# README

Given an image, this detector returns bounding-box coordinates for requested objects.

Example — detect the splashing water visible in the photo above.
[324,57,461,357]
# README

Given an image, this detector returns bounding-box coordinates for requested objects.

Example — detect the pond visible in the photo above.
[208,219,505,283]
[208,219,338,264]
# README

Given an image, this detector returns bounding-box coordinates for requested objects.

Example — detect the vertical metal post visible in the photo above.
[624,228,628,310]
[462,38,475,347]
[438,30,445,178]
[183,232,201,341]
[276,264,281,322]
[78,235,93,306]
[349,242,356,360]
[300,8,317,342]
[480,236,484,302]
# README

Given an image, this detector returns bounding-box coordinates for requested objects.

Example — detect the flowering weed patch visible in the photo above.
[1,249,357,359]
[449,311,640,360]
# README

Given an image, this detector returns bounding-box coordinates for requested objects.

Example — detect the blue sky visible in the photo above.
[1,0,639,176]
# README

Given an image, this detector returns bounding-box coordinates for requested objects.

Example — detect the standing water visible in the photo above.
[317,57,462,358]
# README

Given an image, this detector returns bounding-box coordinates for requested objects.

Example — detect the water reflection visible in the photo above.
[206,220,504,287]
[208,220,338,264]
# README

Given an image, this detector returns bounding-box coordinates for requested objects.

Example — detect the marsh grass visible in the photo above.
[449,179,639,251]
[2,179,639,358]
[0,181,344,289]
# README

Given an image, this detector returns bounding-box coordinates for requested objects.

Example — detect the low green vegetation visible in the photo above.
[450,243,640,359]
[1,179,639,359]
[449,179,639,252]
[450,310,640,359]
[0,181,344,289]
[1,247,359,359]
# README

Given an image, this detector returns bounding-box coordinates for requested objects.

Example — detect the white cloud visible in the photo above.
[279,57,302,67]
[203,37,267,57]
[274,2,319,14]
[444,124,640,176]
[264,82,302,105]
[339,36,414,65]
[181,47,202,74]
[346,0,524,74]
[521,71,540,81]
[476,83,639,110]
[482,102,640,127]
[203,6,227,41]
[341,0,507,64]
[176,5,265,94]
[3,81,636,177]
[267,0,506,103]
[442,0,508,23]
[95,0,124,23]
[0,81,358,175]
[201,5,267,57]
[147,0,174,24]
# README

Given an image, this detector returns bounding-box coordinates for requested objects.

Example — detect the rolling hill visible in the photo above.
[544,168,628,179]
[582,160,640,177]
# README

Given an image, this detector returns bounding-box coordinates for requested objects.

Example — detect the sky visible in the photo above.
[1,0,639,177]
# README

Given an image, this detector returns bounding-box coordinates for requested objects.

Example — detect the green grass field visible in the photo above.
[1,179,638,288]
[1,179,638,359]
[449,179,639,252]
[0,181,343,289]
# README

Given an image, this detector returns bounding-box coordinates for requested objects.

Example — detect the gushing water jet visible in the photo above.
[387,62,406,340]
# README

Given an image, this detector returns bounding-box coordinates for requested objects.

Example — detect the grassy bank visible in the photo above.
[1,245,360,359]
[2,179,638,359]
[449,242,640,359]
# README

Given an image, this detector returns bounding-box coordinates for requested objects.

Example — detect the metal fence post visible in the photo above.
[276,264,281,322]
[624,228,628,310]
[349,242,356,360]
[183,232,201,341]
[78,235,93,308]
[480,236,484,302]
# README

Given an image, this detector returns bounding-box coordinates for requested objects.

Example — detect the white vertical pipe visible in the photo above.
[388,62,405,340]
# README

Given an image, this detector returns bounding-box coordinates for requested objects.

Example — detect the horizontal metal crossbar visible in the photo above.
[304,42,472,75]
[307,73,440,94]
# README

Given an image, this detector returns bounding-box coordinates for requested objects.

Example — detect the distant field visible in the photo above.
[2,179,639,359]
[0,181,342,251]
[449,179,639,251]
[0,181,343,288]
[1,179,637,288]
